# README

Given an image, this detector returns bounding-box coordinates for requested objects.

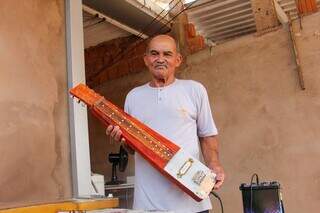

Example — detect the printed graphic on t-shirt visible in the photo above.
[178,107,189,118]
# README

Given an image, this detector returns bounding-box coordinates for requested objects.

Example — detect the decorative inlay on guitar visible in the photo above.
[70,83,216,202]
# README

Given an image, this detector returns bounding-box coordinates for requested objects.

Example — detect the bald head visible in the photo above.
[143,34,182,87]
[146,35,178,53]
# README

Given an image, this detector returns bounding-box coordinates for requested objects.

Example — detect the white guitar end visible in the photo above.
[164,149,216,200]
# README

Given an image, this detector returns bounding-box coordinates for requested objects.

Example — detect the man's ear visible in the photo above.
[143,53,148,66]
[175,53,182,67]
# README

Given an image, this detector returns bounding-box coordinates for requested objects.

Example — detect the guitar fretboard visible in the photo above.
[95,99,174,161]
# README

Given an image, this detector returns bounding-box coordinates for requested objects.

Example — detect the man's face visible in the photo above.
[144,36,182,82]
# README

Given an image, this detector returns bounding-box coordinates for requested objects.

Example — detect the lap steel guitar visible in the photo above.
[70,83,216,202]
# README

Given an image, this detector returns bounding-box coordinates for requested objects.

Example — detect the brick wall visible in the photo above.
[85,36,147,87]
[85,28,206,87]
[250,0,279,33]
[297,0,318,14]
[184,23,206,54]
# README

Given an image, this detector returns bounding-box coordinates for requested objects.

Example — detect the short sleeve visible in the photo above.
[196,84,218,137]
[124,93,131,114]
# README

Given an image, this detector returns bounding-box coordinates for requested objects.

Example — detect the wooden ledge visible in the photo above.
[0,198,119,213]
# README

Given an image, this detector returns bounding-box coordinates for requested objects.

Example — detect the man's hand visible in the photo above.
[106,125,124,142]
[199,135,225,190]
[105,125,134,154]
[212,165,225,190]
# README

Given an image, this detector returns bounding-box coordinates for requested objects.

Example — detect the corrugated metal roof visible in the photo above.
[186,0,256,43]
[83,0,318,47]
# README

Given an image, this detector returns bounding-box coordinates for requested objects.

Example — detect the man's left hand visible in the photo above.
[213,166,225,190]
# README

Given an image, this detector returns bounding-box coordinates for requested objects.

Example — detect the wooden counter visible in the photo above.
[0,198,119,213]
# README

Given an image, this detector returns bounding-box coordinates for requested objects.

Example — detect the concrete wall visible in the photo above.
[0,0,72,208]
[89,12,320,212]
[183,12,320,213]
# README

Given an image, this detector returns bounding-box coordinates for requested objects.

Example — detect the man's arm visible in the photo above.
[199,135,225,190]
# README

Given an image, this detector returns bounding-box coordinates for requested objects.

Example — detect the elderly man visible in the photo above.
[106,35,225,213]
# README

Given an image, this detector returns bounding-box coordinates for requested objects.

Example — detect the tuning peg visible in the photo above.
[70,95,74,99]
[77,99,81,104]
[81,102,86,107]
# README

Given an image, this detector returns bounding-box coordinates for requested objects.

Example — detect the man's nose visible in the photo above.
[156,54,166,62]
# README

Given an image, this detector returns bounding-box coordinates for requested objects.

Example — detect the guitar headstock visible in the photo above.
[70,83,102,107]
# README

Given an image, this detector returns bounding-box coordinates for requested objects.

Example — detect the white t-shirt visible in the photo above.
[124,79,218,213]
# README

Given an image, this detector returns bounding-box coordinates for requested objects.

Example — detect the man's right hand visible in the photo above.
[106,125,124,142]
[106,125,134,154]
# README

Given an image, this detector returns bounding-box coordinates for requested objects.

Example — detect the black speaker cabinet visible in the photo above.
[239,181,284,213]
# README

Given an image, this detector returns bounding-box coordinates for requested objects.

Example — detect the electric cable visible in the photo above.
[109,0,183,62]
[210,191,224,213]
[149,0,202,37]
[120,0,179,51]
[121,0,203,56]
[281,198,285,213]
[250,173,259,213]
[135,0,180,38]
[116,0,195,59]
